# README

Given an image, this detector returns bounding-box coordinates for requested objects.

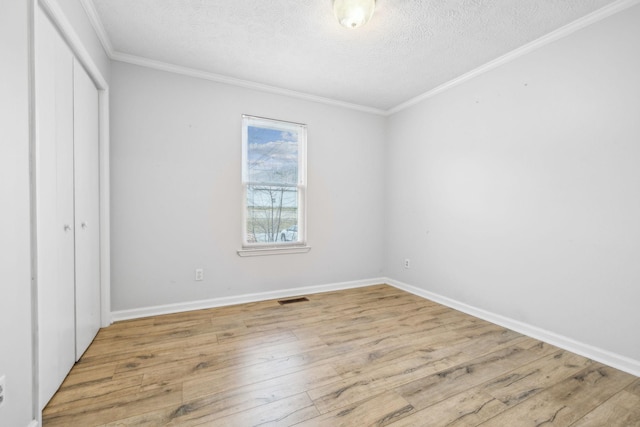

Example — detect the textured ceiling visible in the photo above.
[90,0,618,112]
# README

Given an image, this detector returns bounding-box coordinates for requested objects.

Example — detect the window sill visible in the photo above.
[237,245,311,257]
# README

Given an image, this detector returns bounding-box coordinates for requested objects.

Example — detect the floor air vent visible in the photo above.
[278,297,309,305]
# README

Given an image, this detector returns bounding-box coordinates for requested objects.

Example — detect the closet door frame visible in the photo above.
[32,0,111,414]
[35,0,111,328]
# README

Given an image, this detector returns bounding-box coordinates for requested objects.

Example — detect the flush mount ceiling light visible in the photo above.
[333,0,376,29]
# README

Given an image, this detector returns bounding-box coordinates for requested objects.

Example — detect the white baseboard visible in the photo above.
[386,278,640,378]
[109,276,639,377]
[110,277,386,322]
[27,420,39,427]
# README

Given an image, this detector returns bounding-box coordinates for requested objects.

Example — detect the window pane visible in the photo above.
[242,115,306,248]
[247,125,298,185]
[246,184,298,243]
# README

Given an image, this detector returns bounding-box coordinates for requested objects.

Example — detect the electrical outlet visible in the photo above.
[195,268,204,281]
[404,258,411,269]
[0,374,6,408]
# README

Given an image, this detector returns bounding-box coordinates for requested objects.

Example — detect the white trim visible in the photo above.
[110,51,387,116]
[385,278,640,378]
[111,278,385,322]
[27,0,40,423]
[109,275,640,376]
[99,90,111,326]
[37,0,112,327]
[27,420,39,427]
[237,246,311,257]
[387,0,640,115]
[80,0,113,56]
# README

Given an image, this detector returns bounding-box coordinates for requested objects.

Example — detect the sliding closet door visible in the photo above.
[73,61,101,360]
[35,9,76,408]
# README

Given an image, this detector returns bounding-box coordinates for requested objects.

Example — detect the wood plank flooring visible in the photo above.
[42,284,640,426]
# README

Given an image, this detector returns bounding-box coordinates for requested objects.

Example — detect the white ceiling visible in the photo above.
[88,0,619,112]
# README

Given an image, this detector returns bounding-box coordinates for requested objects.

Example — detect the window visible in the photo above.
[240,115,308,255]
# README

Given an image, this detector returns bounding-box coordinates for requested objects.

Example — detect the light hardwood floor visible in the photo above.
[42,284,640,426]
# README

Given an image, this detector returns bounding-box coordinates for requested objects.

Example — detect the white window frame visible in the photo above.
[238,115,310,257]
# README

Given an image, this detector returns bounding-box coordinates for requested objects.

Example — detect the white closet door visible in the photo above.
[35,8,76,409]
[73,60,101,360]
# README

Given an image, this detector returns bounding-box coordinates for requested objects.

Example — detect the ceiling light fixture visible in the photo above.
[333,0,376,29]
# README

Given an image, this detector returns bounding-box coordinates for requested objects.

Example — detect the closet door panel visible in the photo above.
[73,60,101,360]
[35,8,76,409]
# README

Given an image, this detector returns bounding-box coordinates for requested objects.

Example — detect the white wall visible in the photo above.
[385,5,640,364]
[110,62,386,311]
[0,0,35,425]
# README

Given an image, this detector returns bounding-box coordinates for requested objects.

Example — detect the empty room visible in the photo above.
[2,0,640,426]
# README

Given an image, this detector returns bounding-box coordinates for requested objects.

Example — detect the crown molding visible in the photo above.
[81,0,386,115]
[80,0,113,56]
[80,1,385,116]
[110,51,388,116]
[81,0,640,117]
[387,0,640,115]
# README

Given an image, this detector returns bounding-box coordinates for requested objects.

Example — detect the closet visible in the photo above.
[35,8,102,409]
